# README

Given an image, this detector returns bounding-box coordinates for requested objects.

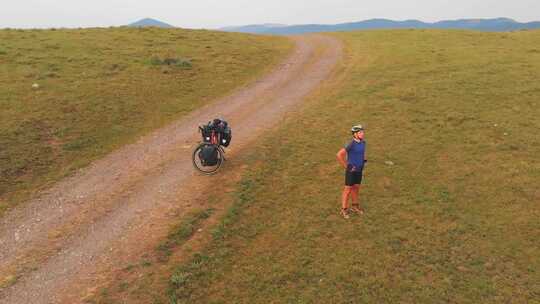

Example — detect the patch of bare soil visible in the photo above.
[0,34,342,304]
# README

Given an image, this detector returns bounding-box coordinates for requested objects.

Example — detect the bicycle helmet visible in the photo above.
[351,124,364,134]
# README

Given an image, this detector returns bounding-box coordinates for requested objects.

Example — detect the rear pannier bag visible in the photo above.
[199,144,219,166]
[221,127,232,147]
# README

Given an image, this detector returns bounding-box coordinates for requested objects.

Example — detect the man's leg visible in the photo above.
[341,186,352,210]
[351,184,360,205]
[341,186,352,219]
[350,185,364,214]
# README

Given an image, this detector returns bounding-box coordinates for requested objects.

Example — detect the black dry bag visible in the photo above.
[199,145,219,166]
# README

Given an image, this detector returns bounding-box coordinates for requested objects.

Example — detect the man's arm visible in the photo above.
[363,141,367,164]
[364,147,367,164]
[336,148,348,169]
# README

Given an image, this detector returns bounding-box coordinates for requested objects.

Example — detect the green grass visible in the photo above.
[167,30,540,303]
[0,27,292,214]
[157,209,213,261]
[87,207,221,304]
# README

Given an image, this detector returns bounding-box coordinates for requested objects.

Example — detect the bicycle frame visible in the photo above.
[199,126,220,145]
[210,130,219,145]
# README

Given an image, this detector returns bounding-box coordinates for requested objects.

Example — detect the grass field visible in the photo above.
[157,30,540,303]
[0,27,292,213]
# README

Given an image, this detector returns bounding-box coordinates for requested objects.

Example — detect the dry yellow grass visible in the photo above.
[166,30,540,303]
[0,27,292,214]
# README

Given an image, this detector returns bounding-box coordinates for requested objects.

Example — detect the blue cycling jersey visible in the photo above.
[345,140,366,170]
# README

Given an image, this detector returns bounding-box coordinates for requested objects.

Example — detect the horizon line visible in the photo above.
[1,16,539,30]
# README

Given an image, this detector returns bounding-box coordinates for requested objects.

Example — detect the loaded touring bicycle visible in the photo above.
[192,119,232,174]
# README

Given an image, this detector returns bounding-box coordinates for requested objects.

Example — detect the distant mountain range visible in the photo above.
[221,18,540,34]
[128,18,174,28]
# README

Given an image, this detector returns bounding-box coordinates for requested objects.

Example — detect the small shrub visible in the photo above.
[170,272,190,287]
[44,72,59,78]
[211,225,225,240]
[175,58,192,68]
[149,57,192,69]
[118,282,130,292]
[0,275,17,288]
[149,56,162,66]
[141,260,152,267]
[62,137,97,151]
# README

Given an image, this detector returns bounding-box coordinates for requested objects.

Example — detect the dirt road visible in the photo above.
[0,34,342,303]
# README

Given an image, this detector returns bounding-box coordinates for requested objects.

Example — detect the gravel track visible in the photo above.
[0,34,342,304]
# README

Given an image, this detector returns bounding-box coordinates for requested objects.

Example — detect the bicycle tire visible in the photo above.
[192,143,224,175]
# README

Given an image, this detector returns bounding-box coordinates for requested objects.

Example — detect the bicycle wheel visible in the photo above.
[192,143,224,175]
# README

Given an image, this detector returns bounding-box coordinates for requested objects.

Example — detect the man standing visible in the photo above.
[336,125,367,219]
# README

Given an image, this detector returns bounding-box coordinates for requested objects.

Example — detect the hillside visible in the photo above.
[0,27,292,214]
[128,18,175,28]
[93,29,540,303]
[169,30,540,303]
[223,18,540,34]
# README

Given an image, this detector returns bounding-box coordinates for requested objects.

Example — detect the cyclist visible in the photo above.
[336,125,367,219]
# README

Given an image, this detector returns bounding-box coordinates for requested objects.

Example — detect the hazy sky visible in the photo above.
[2,0,539,29]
